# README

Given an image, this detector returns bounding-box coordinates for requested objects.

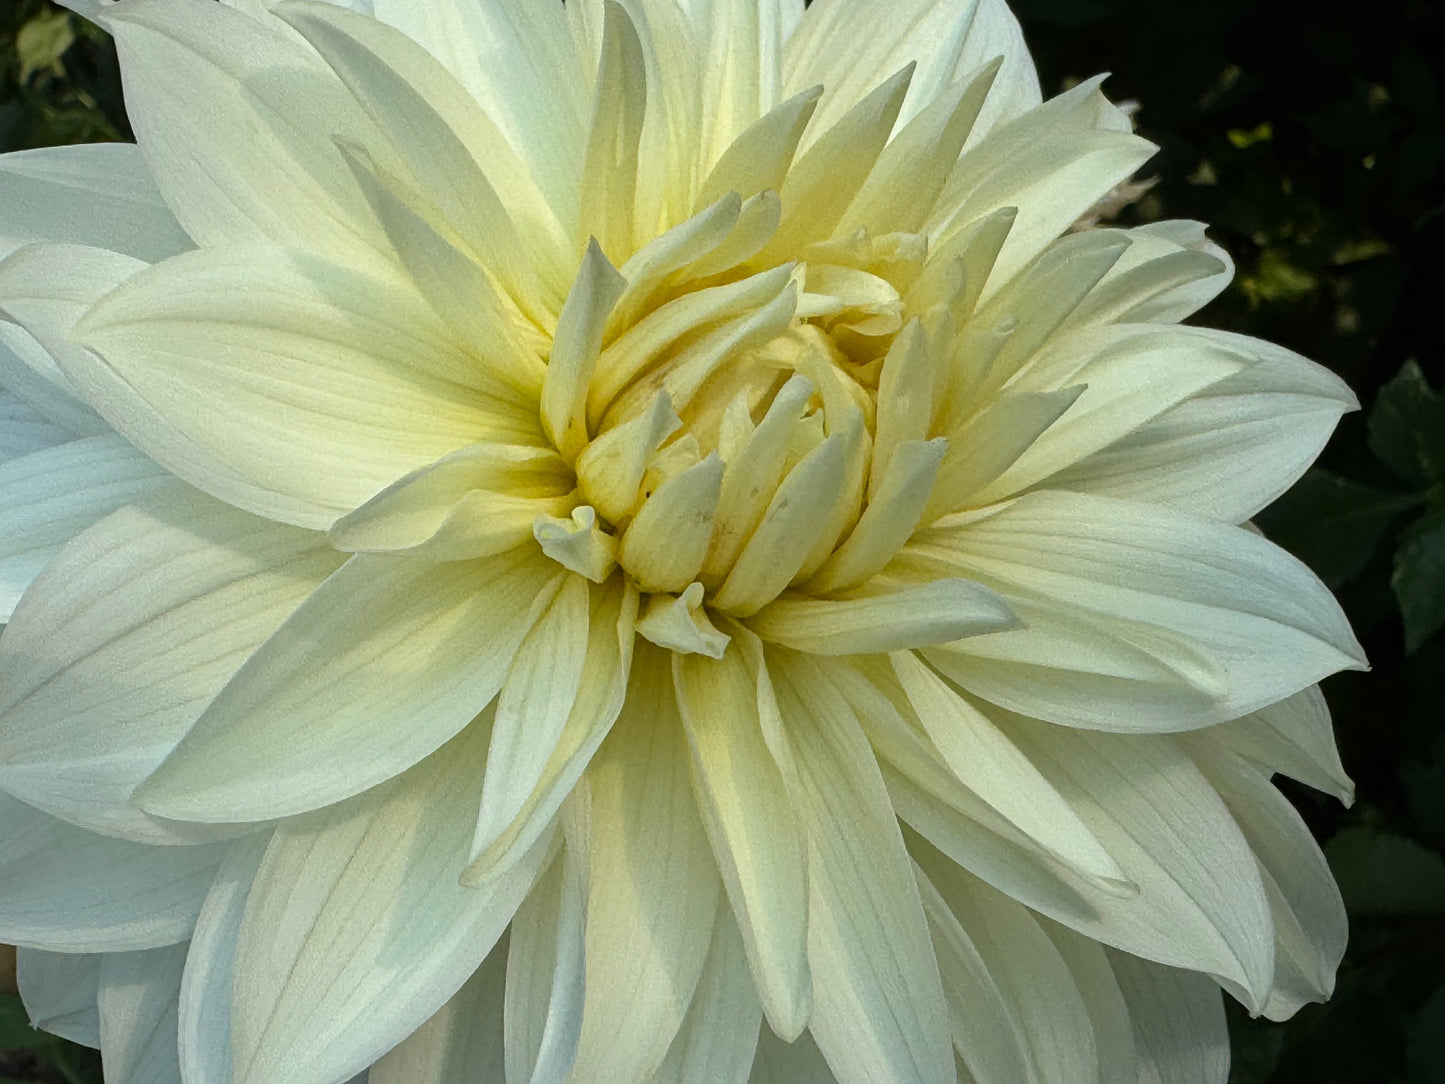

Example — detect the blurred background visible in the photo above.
[1,0,1442,1080]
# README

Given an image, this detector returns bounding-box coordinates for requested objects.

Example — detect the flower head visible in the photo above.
[0,0,1364,1081]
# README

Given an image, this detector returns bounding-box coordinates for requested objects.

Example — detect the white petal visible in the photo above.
[955,723,1274,1013]
[911,867,1033,1084]
[178,834,270,1084]
[230,722,553,1084]
[1183,741,1347,1020]
[654,901,764,1084]
[0,792,224,952]
[0,435,171,619]
[369,935,509,1084]
[748,578,1018,655]
[1050,331,1358,523]
[784,0,1039,148]
[674,639,811,1039]
[0,488,341,843]
[72,244,537,529]
[1208,685,1353,804]
[0,242,300,523]
[463,578,638,885]
[134,549,560,823]
[769,651,954,1084]
[568,644,722,1082]
[913,491,1365,729]
[476,574,591,864]
[930,79,1154,294]
[1106,952,1229,1084]
[97,944,187,1084]
[0,143,190,262]
[890,652,1125,886]
[16,948,101,1047]
[103,0,387,265]
[917,856,1099,1084]
[1037,921,1137,1083]
[371,0,588,231]
[503,838,586,1084]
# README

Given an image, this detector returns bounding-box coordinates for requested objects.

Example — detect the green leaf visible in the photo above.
[0,991,42,1050]
[1257,468,1420,588]
[1368,360,1445,486]
[1394,508,1445,651]
[1325,827,1445,917]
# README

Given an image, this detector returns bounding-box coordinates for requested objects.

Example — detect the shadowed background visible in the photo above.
[1,0,1442,1080]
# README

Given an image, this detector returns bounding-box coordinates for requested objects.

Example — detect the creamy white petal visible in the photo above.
[674,640,811,1039]
[504,840,586,1084]
[476,574,591,866]
[230,722,553,1084]
[0,488,339,843]
[653,901,764,1084]
[464,578,637,885]
[1106,952,1229,1084]
[912,491,1365,729]
[0,435,171,620]
[0,243,305,523]
[134,549,560,823]
[1050,331,1358,523]
[1207,685,1353,804]
[72,243,537,528]
[97,944,186,1084]
[103,0,388,265]
[1183,741,1347,1020]
[770,651,954,1084]
[917,858,1099,1084]
[16,948,102,1047]
[912,867,1033,1084]
[568,644,722,1082]
[0,143,190,262]
[371,0,588,231]
[749,578,1018,655]
[930,79,1154,294]
[1037,921,1136,1083]
[178,834,269,1084]
[369,935,509,1084]
[784,0,1038,148]
[0,791,224,952]
[980,723,1274,1012]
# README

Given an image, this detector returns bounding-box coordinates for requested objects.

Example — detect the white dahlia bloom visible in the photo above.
[0,0,1365,1081]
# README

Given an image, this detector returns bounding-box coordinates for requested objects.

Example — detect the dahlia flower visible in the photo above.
[0,0,1364,1081]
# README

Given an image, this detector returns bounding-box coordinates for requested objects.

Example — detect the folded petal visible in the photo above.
[1206,685,1353,804]
[0,488,342,843]
[0,792,225,952]
[134,548,561,823]
[230,721,553,1084]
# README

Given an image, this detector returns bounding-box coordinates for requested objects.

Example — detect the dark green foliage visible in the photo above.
[2,0,1444,1080]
